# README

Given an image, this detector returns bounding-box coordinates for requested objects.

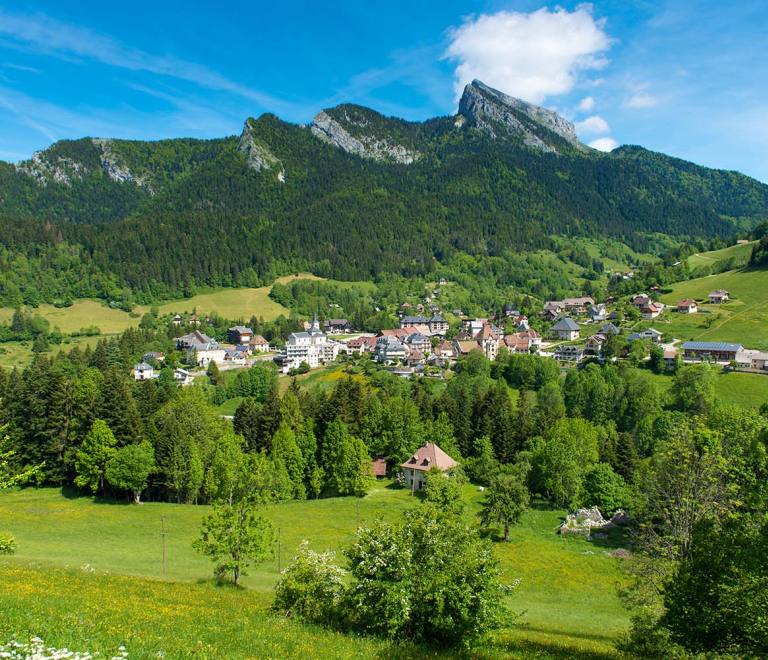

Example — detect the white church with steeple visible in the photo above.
[277,313,339,373]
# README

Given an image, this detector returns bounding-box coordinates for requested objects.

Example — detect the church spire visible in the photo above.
[310,311,321,332]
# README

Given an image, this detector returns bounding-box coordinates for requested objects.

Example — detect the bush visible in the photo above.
[274,541,346,623]
[0,532,18,555]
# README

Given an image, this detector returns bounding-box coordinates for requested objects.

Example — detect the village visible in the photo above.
[131,281,768,383]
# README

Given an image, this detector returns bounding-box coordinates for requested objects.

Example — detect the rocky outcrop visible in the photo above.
[15,151,87,186]
[457,80,581,154]
[92,138,150,190]
[237,119,280,172]
[310,110,420,164]
[559,507,630,535]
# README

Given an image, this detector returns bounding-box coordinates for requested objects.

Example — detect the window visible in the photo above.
[418,481,423,491]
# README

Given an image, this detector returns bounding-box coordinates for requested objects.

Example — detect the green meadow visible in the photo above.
[0,484,628,659]
[657,265,768,349]
[686,240,755,269]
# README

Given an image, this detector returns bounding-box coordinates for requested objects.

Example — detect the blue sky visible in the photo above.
[1,1,767,182]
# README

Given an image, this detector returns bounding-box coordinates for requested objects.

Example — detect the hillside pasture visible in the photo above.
[687,240,755,270]
[658,266,768,349]
[0,485,628,659]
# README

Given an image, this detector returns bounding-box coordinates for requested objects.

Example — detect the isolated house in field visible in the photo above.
[677,299,698,314]
[400,442,459,491]
[708,289,730,304]
[550,317,581,341]
[751,352,768,371]
[171,314,183,326]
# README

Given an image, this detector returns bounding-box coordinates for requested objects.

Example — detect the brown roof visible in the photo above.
[475,324,498,341]
[251,334,268,344]
[678,299,696,307]
[400,443,459,472]
[456,340,481,355]
[371,457,387,477]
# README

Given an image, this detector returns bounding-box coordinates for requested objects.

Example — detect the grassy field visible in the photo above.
[687,241,755,269]
[646,368,768,409]
[0,485,628,659]
[658,265,768,349]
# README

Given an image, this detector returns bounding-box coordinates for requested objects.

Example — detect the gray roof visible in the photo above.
[401,316,431,324]
[229,326,253,333]
[627,333,644,342]
[551,317,581,331]
[429,315,447,323]
[681,341,743,352]
[406,332,430,343]
[135,362,153,371]
[598,323,620,335]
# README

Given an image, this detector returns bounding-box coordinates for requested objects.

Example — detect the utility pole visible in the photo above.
[277,526,281,575]
[161,515,167,577]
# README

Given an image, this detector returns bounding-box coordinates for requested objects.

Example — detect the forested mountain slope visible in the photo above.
[0,80,767,306]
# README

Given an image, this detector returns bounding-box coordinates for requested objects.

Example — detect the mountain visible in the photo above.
[0,80,767,307]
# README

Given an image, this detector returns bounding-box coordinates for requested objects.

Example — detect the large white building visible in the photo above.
[277,313,339,373]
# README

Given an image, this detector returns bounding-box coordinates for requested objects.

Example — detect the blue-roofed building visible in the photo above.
[681,341,743,360]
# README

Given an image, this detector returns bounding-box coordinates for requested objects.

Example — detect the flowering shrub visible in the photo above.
[273,540,346,623]
[0,532,17,555]
[0,637,129,659]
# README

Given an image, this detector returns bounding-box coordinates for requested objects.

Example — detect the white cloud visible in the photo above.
[577,96,595,111]
[588,137,619,152]
[624,92,658,108]
[575,114,610,135]
[445,6,613,105]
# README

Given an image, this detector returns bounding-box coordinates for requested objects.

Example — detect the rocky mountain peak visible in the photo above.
[458,80,580,153]
[237,119,280,172]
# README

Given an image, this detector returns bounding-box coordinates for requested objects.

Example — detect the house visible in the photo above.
[436,339,456,358]
[737,239,750,245]
[563,297,594,312]
[475,324,500,361]
[605,296,617,305]
[677,299,698,314]
[371,457,387,479]
[643,328,664,343]
[751,352,768,370]
[663,350,679,370]
[584,335,605,357]
[453,339,482,357]
[400,443,459,491]
[588,305,607,321]
[174,368,194,386]
[681,341,743,361]
[428,315,449,335]
[223,348,248,365]
[503,335,531,353]
[708,289,730,304]
[142,351,165,362]
[277,313,339,373]
[641,302,664,320]
[516,327,542,349]
[550,317,581,341]
[597,323,620,336]
[133,362,157,381]
[405,332,431,354]
[324,319,354,335]
[438,277,447,285]
[187,340,226,367]
[399,316,431,335]
[171,314,183,326]
[554,345,584,362]
[175,330,216,351]
[406,349,426,367]
[631,294,650,308]
[376,337,408,364]
[227,326,253,345]
[250,335,270,353]
[188,314,200,326]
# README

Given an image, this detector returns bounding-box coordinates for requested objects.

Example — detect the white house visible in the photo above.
[174,368,194,386]
[400,443,459,491]
[250,334,270,353]
[550,317,581,341]
[133,362,157,381]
